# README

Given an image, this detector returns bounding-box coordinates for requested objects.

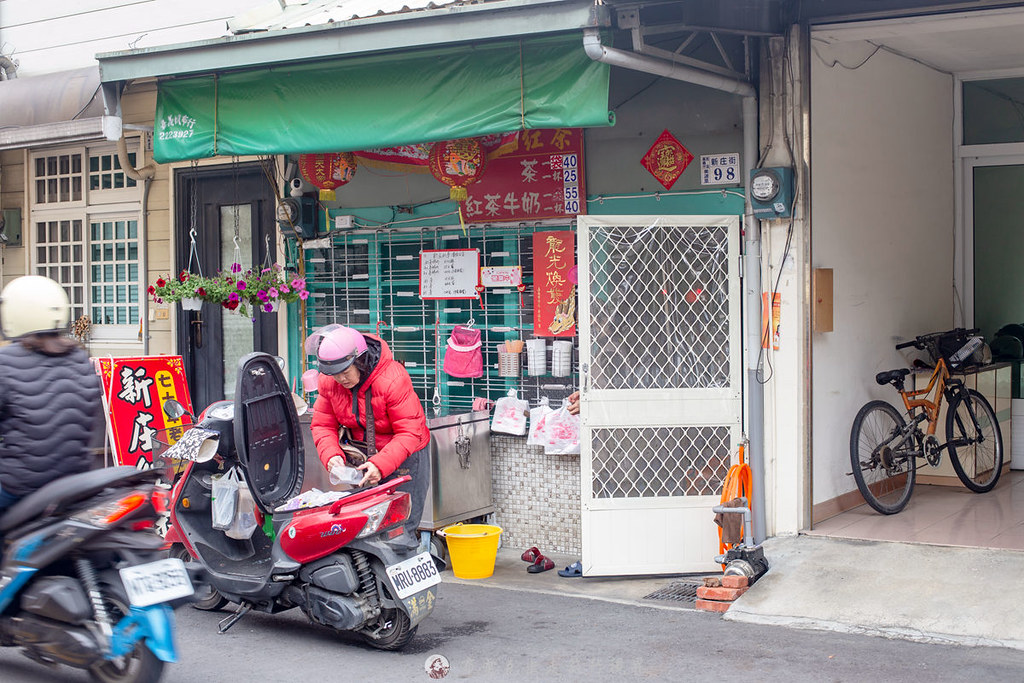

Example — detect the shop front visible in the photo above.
[95,0,764,575]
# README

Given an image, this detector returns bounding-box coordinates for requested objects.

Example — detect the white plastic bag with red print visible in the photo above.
[490,390,529,436]
[526,399,553,447]
[543,401,581,455]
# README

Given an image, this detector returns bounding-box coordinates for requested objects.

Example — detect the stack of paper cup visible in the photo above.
[526,339,547,376]
[1012,399,1024,469]
[551,340,573,377]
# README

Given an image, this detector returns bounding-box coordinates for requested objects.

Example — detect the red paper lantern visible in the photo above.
[298,152,357,201]
[428,138,488,202]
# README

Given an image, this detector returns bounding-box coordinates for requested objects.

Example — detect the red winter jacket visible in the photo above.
[311,334,429,478]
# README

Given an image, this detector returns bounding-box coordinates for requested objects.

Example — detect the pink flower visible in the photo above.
[268,287,279,299]
[263,303,274,312]
[228,292,240,304]
[299,290,309,300]
[236,281,246,291]
[280,284,291,294]
[230,262,242,273]
[292,278,305,289]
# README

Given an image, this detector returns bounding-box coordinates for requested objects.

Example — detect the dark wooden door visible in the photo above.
[174,162,278,410]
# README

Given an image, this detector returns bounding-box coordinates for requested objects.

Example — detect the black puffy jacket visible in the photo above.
[0,342,102,497]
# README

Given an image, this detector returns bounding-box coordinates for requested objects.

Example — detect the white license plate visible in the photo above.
[119,558,194,607]
[385,551,442,600]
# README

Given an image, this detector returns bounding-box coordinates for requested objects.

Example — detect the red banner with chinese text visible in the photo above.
[96,356,194,469]
[533,231,576,337]
[464,128,585,223]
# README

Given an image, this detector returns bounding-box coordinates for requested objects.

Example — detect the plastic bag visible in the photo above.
[543,403,581,455]
[210,469,240,531]
[225,476,258,540]
[527,399,553,447]
[490,390,529,436]
[443,325,483,378]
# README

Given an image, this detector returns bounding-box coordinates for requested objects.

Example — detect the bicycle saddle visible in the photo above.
[875,368,911,386]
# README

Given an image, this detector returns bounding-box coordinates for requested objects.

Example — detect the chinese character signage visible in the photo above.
[533,231,576,337]
[641,129,693,190]
[700,153,741,186]
[464,128,586,223]
[96,356,194,469]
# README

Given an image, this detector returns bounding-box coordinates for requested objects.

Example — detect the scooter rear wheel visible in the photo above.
[361,608,417,651]
[88,585,165,683]
[169,544,229,611]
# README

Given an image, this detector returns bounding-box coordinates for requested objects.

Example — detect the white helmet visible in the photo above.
[0,275,71,339]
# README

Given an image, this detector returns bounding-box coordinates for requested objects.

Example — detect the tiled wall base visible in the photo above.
[490,435,581,555]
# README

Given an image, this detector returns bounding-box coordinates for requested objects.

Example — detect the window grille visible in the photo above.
[29,143,144,338]
[299,222,578,414]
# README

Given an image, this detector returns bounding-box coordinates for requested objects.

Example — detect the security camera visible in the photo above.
[289,177,304,197]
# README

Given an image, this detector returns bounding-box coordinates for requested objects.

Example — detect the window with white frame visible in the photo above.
[30,142,144,340]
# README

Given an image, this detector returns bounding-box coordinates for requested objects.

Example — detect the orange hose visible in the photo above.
[718,444,752,564]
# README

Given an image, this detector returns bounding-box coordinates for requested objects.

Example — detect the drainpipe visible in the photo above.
[116,134,157,354]
[0,55,17,80]
[583,28,766,543]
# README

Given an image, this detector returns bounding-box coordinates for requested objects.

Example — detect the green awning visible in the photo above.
[153,33,613,163]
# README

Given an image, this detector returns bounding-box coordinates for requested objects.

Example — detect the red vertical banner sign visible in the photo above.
[96,356,194,469]
[533,230,576,337]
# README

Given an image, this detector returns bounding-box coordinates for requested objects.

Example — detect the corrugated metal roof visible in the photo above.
[228,0,501,33]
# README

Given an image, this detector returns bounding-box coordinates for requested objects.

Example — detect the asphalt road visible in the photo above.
[3,582,1023,682]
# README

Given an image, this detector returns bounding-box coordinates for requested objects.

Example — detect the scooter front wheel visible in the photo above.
[169,544,229,611]
[361,608,417,651]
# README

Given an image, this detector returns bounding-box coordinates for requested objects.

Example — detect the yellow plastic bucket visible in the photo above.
[439,524,502,579]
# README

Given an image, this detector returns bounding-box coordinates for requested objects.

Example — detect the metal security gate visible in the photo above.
[578,215,743,576]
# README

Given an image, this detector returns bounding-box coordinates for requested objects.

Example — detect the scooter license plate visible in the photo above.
[119,558,194,607]
[385,551,442,600]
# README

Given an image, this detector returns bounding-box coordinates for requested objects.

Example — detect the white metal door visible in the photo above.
[578,215,743,576]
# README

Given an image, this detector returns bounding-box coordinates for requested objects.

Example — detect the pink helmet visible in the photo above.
[304,324,367,375]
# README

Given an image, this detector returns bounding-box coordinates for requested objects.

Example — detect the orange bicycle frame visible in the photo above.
[897,357,950,436]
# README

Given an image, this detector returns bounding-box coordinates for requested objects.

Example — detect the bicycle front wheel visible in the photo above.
[946,388,1003,493]
[850,400,917,514]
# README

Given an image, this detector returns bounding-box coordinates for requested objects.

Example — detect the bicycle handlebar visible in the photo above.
[894,328,981,352]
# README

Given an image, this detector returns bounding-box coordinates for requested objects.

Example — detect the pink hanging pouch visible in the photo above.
[443,325,483,378]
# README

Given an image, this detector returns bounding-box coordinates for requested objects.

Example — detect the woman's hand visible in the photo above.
[357,460,382,488]
[326,455,346,474]
[567,391,581,415]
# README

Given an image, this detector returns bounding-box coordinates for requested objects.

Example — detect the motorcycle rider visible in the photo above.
[0,275,103,515]
[308,324,429,536]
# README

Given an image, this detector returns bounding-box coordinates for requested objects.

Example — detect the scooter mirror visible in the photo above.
[291,392,309,416]
[163,399,187,420]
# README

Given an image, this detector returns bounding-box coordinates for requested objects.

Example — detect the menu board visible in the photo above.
[96,355,194,469]
[419,249,480,300]
[464,128,586,223]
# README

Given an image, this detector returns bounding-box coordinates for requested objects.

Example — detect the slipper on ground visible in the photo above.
[527,555,554,573]
[558,561,583,578]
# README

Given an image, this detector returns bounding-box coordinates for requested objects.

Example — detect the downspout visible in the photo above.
[117,135,157,354]
[583,28,766,543]
[0,55,17,80]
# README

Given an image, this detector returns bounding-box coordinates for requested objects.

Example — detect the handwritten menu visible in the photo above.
[464,128,586,223]
[419,249,480,300]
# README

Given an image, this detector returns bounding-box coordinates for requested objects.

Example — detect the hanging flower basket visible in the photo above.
[150,265,308,318]
[180,297,202,311]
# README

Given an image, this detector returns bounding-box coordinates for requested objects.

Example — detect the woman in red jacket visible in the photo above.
[308,325,429,535]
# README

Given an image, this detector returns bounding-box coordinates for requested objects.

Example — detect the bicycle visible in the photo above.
[849,328,1004,514]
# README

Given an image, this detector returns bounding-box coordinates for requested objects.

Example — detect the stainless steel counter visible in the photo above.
[420,410,494,531]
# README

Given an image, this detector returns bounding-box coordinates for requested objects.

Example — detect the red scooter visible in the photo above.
[160,352,438,650]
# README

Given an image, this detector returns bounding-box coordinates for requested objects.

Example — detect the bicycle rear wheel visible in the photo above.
[850,400,917,514]
[945,388,1003,492]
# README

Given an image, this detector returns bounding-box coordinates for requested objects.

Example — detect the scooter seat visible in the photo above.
[0,466,159,533]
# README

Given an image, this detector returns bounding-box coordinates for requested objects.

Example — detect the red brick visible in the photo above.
[696,585,747,601]
[721,575,749,589]
[695,599,731,613]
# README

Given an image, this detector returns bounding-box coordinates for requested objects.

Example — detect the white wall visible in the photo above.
[0,0,261,76]
[810,43,954,510]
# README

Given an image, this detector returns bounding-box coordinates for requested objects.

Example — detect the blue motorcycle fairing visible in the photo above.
[109,604,177,663]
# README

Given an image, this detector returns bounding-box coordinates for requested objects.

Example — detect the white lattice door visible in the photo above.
[577,215,743,576]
